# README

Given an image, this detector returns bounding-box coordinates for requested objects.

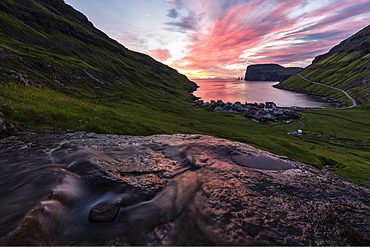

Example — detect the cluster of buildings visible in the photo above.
[193,100,300,123]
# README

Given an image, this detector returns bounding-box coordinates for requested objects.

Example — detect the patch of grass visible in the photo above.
[281,48,370,106]
[0,0,369,185]
[1,82,369,184]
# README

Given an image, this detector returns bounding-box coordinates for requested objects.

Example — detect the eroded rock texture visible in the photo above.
[0,130,369,246]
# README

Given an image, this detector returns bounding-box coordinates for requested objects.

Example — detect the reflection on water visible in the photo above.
[192,79,334,108]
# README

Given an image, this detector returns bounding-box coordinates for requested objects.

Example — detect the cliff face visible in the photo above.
[244,64,302,81]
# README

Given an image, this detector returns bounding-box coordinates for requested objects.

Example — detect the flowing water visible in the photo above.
[0,131,207,245]
[0,130,296,245]
[1,131,369,246]
[192,79,335,108]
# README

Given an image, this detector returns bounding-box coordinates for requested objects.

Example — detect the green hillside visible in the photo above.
[0,0,197,121]
[278,25,370,106]
[0,0,369,185]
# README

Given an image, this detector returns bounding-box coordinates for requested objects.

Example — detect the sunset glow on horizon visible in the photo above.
[64,0,370,79]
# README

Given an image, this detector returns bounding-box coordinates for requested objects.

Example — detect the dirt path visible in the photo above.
[287,120,305,135]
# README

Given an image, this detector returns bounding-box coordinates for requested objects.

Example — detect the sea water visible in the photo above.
[192,79,334,108]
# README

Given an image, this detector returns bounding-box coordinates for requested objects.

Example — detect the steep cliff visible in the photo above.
[244,64,302,81]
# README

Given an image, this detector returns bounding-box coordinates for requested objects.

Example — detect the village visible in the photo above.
[193,99,300,123]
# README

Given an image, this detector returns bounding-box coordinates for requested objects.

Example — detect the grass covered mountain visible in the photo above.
[278,25,370,106]
[0,0,198,134]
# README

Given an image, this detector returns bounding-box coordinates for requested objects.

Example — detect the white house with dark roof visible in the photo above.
[264,102,277,112]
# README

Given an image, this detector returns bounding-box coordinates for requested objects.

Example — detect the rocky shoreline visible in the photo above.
[0,130,369,245]
[273,83,346,108]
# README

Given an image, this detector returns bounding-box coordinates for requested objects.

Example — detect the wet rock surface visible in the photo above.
[0,130,369,246]
[89,199,122,223]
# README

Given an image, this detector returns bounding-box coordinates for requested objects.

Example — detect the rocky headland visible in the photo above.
[244,64,302,81]
[0,130,369,246]
[273,83,346,107]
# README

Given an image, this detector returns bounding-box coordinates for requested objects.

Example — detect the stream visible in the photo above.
[0,130,369,246]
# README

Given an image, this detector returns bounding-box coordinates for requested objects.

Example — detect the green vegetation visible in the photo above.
[0,0,369,185]
[279,25,370,106]
[1,81,370,185]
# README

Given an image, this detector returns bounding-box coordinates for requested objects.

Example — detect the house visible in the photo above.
[245,112,253,118]
[284,111,299,119]
[249,109,258,114]
[195,99,204,105]
[252,114,268,123]
[264,102,277,112]
[231,106,240,113]
[273,108,284,115]
[265,112,278,121]
[240,107,250,113]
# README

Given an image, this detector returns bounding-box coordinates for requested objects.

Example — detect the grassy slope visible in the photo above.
[0,0,369,185]
[1,81,370,184]
[279,25,370,106]
[272,25,370,183]
[0,0,196,102]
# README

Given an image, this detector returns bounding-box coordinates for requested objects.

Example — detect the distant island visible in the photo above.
[244,64,302,81]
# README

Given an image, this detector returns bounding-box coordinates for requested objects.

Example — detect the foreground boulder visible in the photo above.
[0,130,369,245]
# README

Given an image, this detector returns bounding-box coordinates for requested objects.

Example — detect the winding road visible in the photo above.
[287,74,357,134]
[297,73,357,109]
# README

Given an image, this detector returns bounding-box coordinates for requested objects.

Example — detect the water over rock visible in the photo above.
[0,130,369,246]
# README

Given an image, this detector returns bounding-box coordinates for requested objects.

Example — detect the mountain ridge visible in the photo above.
[313,25,370,64]
[0,0,196,97]
[277,24,370,106]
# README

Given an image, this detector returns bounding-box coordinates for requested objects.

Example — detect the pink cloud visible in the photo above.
[166,0,370,77]
[150,49,172,61]
[65,0,370,78]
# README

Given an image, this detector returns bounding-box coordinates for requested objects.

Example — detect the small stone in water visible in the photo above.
[88,199,121,223]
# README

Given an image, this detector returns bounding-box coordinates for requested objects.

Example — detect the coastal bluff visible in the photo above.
[245,64,302,81]
[0,130,369,246]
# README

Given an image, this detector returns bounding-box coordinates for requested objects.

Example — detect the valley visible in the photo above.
[0,1,370,245]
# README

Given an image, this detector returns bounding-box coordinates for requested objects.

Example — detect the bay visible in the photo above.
[192,79,334,108]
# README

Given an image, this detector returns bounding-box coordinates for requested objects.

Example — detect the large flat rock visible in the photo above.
[0,130,369,245]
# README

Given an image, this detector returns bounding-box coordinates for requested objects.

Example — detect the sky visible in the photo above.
[64,0,370,78]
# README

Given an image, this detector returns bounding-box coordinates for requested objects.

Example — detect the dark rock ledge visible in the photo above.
[0,130,369,246]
